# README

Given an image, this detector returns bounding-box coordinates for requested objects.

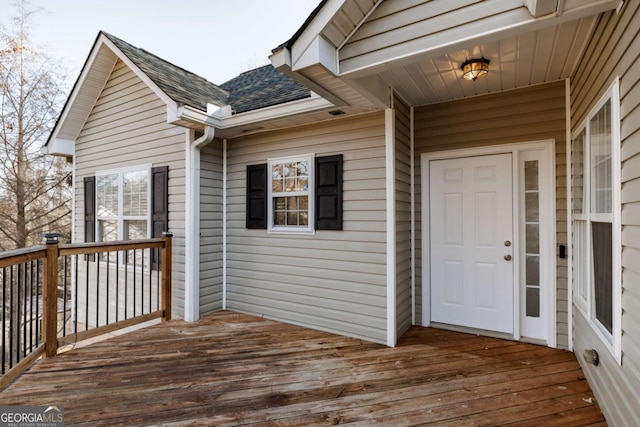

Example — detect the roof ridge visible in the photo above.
[101,31,229,96]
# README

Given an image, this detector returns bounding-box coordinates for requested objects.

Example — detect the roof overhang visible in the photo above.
[272,0,621,108]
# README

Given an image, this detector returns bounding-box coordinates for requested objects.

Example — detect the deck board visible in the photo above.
[0,311,606,426]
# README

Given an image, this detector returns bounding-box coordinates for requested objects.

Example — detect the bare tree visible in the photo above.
[0,0,71,250]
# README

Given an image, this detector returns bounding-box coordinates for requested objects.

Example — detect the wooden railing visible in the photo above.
[0,234,172,389]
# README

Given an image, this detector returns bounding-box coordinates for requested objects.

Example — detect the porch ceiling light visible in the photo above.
[461,58,490,81]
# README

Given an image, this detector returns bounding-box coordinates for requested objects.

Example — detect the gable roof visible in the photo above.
[221,65,310,114]
[46,31,322,155]
[102,33,229,111]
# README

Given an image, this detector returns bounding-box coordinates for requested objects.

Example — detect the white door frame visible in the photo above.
[421,140,557,347]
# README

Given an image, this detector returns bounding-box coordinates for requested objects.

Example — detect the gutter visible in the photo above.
[184,125,216,322]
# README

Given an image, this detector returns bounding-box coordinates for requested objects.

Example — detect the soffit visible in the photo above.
[354,15,598,107]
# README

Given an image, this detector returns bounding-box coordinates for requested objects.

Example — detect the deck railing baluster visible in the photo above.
[9,266,14,368]
[106,252,110,325]
[74,254,78,335]
[2,267,6,375]
[133,249,136,318]
[124,249,128,320]
[36,259,41,345]
[63,256,68,337]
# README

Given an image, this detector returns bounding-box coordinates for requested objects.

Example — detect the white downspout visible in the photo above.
[184,126,216,322]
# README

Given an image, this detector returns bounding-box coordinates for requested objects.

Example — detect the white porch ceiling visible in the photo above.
[357,15,598,107]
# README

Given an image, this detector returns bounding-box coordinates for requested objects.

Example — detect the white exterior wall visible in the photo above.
[225,113,389,344]
[570,4,640,426]
[74,60,187,318]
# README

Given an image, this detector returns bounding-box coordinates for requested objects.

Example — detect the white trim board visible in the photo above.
[420,140,557,347]
[385,108,397,347]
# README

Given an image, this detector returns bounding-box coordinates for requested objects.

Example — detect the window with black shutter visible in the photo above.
[246,155,343,232]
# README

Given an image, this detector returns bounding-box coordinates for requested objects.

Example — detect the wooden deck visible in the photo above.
[0,311,606,426]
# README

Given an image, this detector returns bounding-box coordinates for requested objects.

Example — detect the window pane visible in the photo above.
[273,196,308,227]
[98,220,118,242]
[572,130,586,214]
[592,222,613,334]
[525,193,539,222]
[526,224,539,253]
[97,174,119,216]
[590,100,612,214]
[98,219,118,262]
[526,255,540,286]
[124,220,147,240]
[125,220,148,265]
[524,161,538,190]
[123,170,148,216]
[526,287,540,318]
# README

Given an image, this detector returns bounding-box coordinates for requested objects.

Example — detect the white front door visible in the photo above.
[429,154,514,334]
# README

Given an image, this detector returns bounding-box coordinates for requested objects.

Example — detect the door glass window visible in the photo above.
[524,160,540,318]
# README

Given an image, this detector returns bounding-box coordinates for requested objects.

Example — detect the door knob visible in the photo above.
[504,240,511,247]
[504,254,512,261]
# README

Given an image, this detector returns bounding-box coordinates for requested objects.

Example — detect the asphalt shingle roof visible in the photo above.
[103,33,229,111]
[221,65,311,114]
[104,32,311,115]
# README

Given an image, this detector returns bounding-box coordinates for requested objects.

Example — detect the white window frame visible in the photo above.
[267,154,315,234]
[95,164,152,253]
[571,79,621,362]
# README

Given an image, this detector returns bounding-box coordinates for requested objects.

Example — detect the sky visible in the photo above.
[0,0,320,86]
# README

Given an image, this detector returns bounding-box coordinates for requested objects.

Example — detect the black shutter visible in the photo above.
[84,177,96,242]
[246,164,267,229]
[315,154,343,230]
[84,176,96,261]
[151,166,169,270]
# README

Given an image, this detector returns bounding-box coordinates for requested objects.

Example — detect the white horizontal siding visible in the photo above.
[200,140,224,314]
[395,95,412,338]
[74,60,187,318]
[570,3,640,425]
[226,113,388,344]
[414,82,568,348]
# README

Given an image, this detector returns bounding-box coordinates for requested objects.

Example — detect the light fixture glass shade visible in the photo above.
[461,58,490,81]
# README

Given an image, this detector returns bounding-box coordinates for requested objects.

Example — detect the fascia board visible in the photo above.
[46,38,117,149]
[44,138,75,157]
[176,96,333,131]
[290,0,347,65]
[217,96,333,129]
[524,0,557,17]
[176,105,222,127]
[292,35,338,75]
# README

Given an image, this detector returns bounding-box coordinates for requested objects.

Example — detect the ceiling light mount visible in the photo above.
[461,57,490,81]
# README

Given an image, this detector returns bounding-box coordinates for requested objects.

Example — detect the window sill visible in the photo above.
[267,228,316,236]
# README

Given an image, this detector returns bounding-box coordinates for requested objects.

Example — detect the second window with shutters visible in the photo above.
[248,153,343,233]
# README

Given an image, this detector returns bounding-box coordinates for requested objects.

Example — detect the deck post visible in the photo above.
[161,232,173,322]
[43,235,60,357]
